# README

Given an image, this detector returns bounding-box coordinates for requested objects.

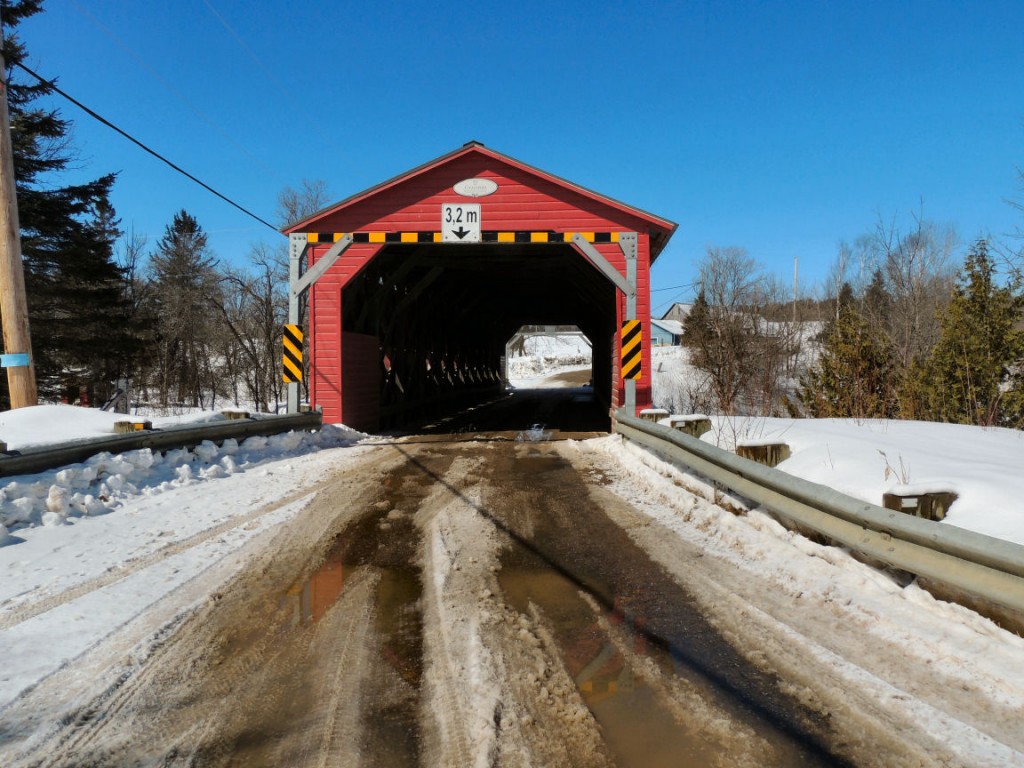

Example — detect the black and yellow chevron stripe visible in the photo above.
[282,324,303,383]
[304,231,622,245]
[620,320,642,381]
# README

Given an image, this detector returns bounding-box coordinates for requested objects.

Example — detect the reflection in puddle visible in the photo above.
[280,481,427,766]
[492,443,842,766]
[285,559,346,626]
[499,564,835,767]
[500,566,721,767]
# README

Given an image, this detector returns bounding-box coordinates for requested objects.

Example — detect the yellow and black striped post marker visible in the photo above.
[283,324,303,383]
[621,320,642,381]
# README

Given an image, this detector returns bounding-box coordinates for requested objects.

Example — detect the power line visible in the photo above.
[653,289,695,313]
[11,61,280,234]
[652,282,698,292]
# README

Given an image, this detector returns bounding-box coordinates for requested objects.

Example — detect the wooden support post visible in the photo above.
[736,442,792,467]
[669,415,712,438]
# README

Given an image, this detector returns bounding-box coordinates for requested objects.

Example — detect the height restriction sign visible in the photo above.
[441,203,481,242]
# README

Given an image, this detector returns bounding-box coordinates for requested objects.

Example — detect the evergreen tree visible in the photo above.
[798,283,897,418]
[861,268,892,336]
[2,0,135,405]
[681,289,711,350]
[149,210,221,408]
[918,240,1024,427]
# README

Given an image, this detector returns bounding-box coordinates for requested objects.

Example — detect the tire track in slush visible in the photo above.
[429,440,851,767]
[2,451,409,767]
[0,481,332,632]
[2,436,874,766]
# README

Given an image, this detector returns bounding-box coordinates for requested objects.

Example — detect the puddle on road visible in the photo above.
[498,559,838,767]
[279,461,431,766]
[491,446,843,768]
[500,566,722,767]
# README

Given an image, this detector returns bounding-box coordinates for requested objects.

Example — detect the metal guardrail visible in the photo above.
[613,411,1024,622]
[0,411,323,479]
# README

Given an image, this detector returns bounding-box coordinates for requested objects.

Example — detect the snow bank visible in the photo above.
[695,416,1024,547]
[0,405,364,535]
[647,346,1024,546]
[0,404,228,451]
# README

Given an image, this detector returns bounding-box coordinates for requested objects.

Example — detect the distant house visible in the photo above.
[660,303,693,325]
[651,318,684,346]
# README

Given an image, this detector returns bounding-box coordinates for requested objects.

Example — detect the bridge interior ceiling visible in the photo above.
[340,243,616,416]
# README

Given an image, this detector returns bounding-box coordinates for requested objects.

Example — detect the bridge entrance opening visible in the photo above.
[284,143,676,433]
[340,243,613,433]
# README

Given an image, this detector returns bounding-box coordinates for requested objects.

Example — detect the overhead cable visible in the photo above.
[66,0,288,187]
[11,61,280,234]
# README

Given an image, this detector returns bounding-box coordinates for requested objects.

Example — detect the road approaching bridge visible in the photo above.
[2,389,1021,766]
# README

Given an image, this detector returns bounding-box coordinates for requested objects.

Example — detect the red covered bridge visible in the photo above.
[284,142,676,432]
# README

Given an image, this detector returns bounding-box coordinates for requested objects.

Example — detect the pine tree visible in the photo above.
[2,0,135,405]
[861,268,892,337]
[681,289,711,352]
[798,283,897,419]
[149,210,221,408]
[918,240,1024,427]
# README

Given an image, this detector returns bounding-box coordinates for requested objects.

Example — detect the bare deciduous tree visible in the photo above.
[277,179,332,229]
[215,244,288,412]
[828,213,957,371]
[872,214,957,369]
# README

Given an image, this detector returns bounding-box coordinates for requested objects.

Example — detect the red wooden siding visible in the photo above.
[291,144,675,426]
[340,332,380,432]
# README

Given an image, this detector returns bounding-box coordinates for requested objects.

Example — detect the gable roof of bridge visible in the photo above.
[283,141,678,260]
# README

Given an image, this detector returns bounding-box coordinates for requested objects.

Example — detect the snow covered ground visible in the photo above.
[0,405,363,536]
[2,344,1024,759]
[696,414,1024,547]
[506,331,591,380]
[0,409,375,713]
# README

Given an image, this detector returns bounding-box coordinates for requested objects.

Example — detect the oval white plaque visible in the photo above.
[453,177,498,197]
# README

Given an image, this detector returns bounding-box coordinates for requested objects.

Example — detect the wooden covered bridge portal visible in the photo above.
[284,142,676,432]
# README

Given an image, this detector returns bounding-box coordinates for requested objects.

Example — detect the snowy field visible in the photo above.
[696,414,1024,546]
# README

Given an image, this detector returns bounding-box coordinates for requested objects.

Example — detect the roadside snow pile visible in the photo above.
[507,333,591,379]
[0,405,363,534]
[678,415,1024,547]
[0,404,227,451]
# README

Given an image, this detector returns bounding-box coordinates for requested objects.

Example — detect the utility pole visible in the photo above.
[793,255,798,326]
[0,41,38,407]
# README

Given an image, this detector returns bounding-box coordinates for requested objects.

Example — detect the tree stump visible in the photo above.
[114,420,152,434]
[639,408,669,423]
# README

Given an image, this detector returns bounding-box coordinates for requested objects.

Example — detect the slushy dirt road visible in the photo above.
[5,423,1015,767]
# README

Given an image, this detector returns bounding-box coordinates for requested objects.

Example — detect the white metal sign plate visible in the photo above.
[441,203,481,242]
[454,177,498,197]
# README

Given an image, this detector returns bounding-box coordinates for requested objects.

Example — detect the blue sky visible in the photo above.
[14,0,1024,314]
